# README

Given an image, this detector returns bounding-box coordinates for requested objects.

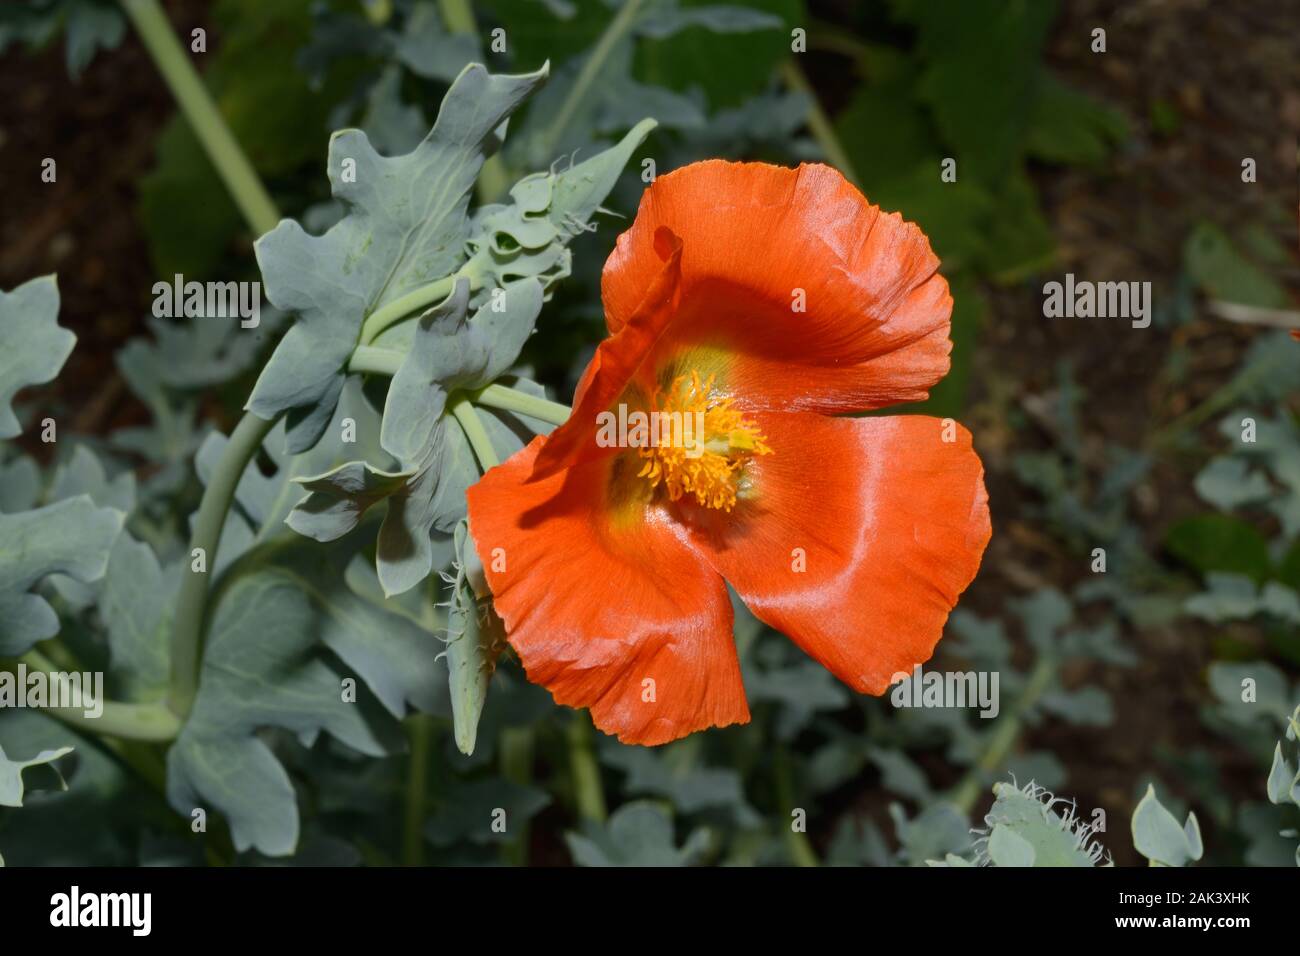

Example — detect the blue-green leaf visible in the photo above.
[566,801,710,866]
[393,2,479,81]
[1132,783,1202,867]
[250,64,548,453]
[0,276,74,440]
[976,781,1107,867]
[0,496,123,656]
[0,742,73,807]
[100,533,175,702]
[166,536,435,856]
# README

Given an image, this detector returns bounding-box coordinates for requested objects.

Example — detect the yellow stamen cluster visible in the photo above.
[636,370,772,512]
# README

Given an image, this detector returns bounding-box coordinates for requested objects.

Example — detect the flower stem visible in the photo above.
[402,713,433,866]
[567,713,607,824]
[437,0,512,203]
[540,0,647,163]
[119,0,280,236]
[348,345,405,377]
[472,383,571,426]
[359,273,465,346]
[778,58,860,189]
[6,652,181,742]
[169,410,276,718]
[774,744,819,866]
[436,0,476,33]
[949,655,1056,816]
[347,352,575,433]
[449,394,500,470]
[498,726,535,865]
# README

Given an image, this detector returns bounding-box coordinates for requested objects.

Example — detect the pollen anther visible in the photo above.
[636,370,771,511]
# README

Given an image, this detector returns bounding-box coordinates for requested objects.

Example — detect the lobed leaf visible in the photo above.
[0,742,74,808]
[0,496,123,657]
[250,63,548,453]
[166,535,440,856]
[565,801,710,866]
[0,276,74,440]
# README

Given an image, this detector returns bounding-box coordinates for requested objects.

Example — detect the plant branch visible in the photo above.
[168,410,276,718]
[359,273,470,346]
[1206,299,1300,330]
[119,0,280,236]
[778,58,860,189]
[566,713,607,824]
[348,345,405,377]
[348,355,574,432]
[437,0,512,203]
[541,0,646,162]
[499,726,535,865]
[402,713,433,866]
[949,655,1056,816]
[774,744,819,866]
[4,653,181,742]
[473,383,571,425]
[449,394,500,469]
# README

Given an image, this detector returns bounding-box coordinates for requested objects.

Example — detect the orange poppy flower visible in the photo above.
[467,160,991,745]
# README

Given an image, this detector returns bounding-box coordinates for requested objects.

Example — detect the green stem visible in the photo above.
[1149,391,1241,450]
[436,0,511,203]
[169,410,276,718]
[347,353,575,431]
[499,727,535,865]
[779,59,860,189]
[359,274,462,346]
[437,0,476,33]
[449,395,500,470]
[473,383,571,426]
[402,714,432,866]
[348,345,405,377]
[949,655,1057,816]
[774,745,819,867]
[103,739,169,793]
[541,0,647,163]
[4,653,181,742]
[119,0,279,236]
[567,713,607,824]
[348,354,573,436]
[806,21,872,59]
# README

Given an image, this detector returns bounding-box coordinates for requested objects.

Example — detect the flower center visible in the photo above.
[635,369,771,512]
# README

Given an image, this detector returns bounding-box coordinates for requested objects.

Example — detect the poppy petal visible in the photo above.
[529,227,683,481]
[467,436,750,745]
[681,412,990,695]
[602,160,952,412]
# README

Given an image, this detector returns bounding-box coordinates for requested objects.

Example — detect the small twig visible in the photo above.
[119,0,280,236]
[1205,299,1300,330]
[778,59,860,188]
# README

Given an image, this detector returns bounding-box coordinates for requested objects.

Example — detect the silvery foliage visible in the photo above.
[0,61,654,857]
[931,780,1111,867]
[261,60,653,599]
[1186,407,1300,623]
[0,278,124,659]
[297,0,807,177]
[1265,705,1300,865]
[0,0,125,76]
